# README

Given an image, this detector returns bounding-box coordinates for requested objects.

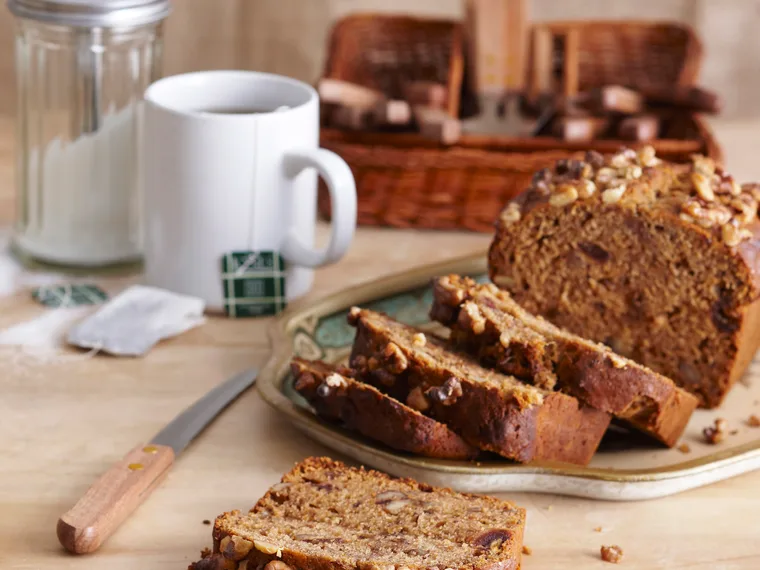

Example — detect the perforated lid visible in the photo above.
[7,0,170,27]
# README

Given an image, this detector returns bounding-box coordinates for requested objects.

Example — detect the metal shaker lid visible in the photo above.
[7,0,171,27]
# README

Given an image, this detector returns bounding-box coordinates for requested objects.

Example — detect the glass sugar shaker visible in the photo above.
[7,0,171,268]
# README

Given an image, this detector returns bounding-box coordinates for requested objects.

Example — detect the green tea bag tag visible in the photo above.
[220,251,287,318]
[32,284,109,308]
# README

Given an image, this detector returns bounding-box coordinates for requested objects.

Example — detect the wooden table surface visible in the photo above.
[1,115,759,569]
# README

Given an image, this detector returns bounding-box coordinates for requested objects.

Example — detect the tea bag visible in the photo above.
[67,285,205,356]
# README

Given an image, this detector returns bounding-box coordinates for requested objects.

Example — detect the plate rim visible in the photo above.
[256,252,760,491]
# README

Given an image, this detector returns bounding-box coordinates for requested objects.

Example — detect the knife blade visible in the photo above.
[57,368,258,555]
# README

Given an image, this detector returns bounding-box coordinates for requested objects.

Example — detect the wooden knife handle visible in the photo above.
[57,444,175,554]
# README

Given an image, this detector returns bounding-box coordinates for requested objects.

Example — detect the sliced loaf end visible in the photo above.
[291,358,478,460]
[192,457,526,570]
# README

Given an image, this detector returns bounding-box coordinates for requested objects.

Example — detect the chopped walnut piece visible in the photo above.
[347,306,362,325]
[220,536,254,561]
[637,145,657,167]
[677,443,691,453]
[692,154,716,176]
[549,185,579,207]
[412,332,427,347]
[703,418,728,444]
[747,414,760,427]
[610,152,630,168]
[521,545,533,555]
[460,302,487,334]
[325,373,347,388]
[382,342,408,374]
[406,386,430,412]
[578,179,596,199]
[500,202,522,225]
[595,167,616,185]
[601,545,624,564]
[601,185,626,204]
[730,197,758,225]
[624,164,642,180]
[264,562,293,570]
[692,171,715,202]
[722,223,753,247]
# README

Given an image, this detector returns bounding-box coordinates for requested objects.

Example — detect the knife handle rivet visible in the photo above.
[128,463,144,471]
[142,445,159,454]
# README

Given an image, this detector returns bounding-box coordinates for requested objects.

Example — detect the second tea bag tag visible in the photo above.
[220,251,287,318]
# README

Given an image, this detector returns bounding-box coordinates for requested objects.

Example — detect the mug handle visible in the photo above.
[281,148,357,268]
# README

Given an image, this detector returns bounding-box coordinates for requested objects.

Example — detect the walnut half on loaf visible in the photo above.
[489,147,760,408]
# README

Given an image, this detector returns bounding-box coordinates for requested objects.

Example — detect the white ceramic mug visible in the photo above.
[141,70,357,310]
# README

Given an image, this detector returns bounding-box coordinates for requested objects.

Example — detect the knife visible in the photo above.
[56,368,258,555]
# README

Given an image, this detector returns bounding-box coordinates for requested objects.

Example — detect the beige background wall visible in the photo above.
[0,0,757,118]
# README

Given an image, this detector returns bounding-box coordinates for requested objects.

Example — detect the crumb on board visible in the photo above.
[677,443,691,453]
[202,519,211,525]
[729,429,739,435]
[748,414,760,428]
[703,418,728,444]
[546,505,553,511]
[594,526,603,532]
[601,545,624,564]
[522,545,533,555]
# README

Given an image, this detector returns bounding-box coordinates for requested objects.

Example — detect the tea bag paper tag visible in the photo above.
[32,284,108,308]
[67,285,206,356]
[220,251,286,318]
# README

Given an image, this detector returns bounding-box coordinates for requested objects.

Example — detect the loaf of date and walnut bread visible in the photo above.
[347,307,611,465]
[291,358,478,460]
[489,146,760,408]
[430,275,699,447]
[190,457,526,570]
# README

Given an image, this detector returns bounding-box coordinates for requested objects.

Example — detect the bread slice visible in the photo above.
[488,147,760,408]
[430,275,699,447]
[347,308,611,465]
[291,358,478,460]
[190,457,526,570]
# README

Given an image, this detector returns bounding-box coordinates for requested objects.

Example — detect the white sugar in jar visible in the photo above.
[8,0,171,267]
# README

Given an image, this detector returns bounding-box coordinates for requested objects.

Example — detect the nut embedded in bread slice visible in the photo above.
[347,307,611,465]
[191,457,527,570]
[291,358,478,460]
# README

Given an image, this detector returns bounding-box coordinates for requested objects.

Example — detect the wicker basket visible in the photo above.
[319,17,721,233]
[323,14,465,117]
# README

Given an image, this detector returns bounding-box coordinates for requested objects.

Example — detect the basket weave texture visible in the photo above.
[319,17,721,233]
